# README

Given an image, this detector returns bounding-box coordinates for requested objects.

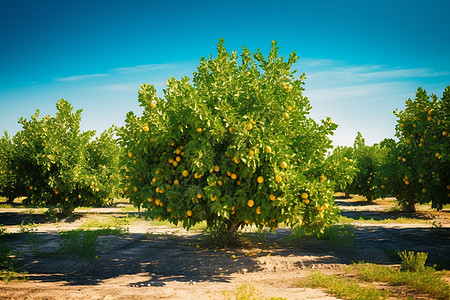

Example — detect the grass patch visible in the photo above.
[346,262,450,299]
[338,215,430,224]
[80,215,138,230]
[0,225,28,283]
[290,223,355,250]
[59,228,125,259]
[222,283,287,300]
[293,272,388,300]
[120,205,139,212]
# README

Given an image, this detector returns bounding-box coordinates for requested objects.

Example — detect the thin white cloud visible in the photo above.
[55,73,108,82]
[300,58,345,67]
[308,65,449,82]
[111,64,173,74]
[54,64,175,82]
[97,84,137,91]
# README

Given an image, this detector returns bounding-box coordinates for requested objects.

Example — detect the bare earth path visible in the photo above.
[1,198,449,299]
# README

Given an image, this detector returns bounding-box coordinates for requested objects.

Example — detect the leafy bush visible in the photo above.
[118,40,339,236]
[11,100,121,215]
[378,86,450,211]
[347,132,389,201]
[398,250,428,272]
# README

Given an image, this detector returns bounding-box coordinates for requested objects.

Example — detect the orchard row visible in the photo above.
[1,41,448,234]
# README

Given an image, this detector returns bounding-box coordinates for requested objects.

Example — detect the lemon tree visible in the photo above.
[0,132,24,203]
[347,132,389,201]
[378,87,449,212]
[118,40,339,235]
[323,145,357,197]
[12,99,121,215]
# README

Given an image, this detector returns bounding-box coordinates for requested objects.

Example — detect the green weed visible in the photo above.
[290,224,355,249]
[0,231,28,283]
[398,250,428,272]
[59,228,126,259]
[222,283,287,300]
[294,272,388,300]
[347,262,450,299]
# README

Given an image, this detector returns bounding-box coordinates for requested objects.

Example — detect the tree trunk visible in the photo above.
[400,200,416,213]
[228,220,241,235]
[61,206,73,217]
[344,190,350,198]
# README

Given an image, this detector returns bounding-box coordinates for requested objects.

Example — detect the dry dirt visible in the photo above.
[1,197,449,300]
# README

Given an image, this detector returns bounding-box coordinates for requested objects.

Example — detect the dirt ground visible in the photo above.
[1,197,449,300]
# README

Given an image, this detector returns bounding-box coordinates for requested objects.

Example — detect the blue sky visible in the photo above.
[1,0,449,146]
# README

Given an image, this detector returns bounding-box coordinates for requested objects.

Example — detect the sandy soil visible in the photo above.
[1,198,449,300]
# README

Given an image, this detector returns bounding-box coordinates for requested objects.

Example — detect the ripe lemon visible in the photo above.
[322,203,329,210]
[435,153,440,158]
[143,125,149,132]
[280,161,287,169]
[275,175,282,183]
[247,199,254,207]
[248,149,255,156]
[226,171,232,176]
[176,156,182,162]
[319,175,327,182]
[228,127,232,133]
[214,165,220,172]
[257,176,264,183]
[256,206,261,215]
[427,116,432,121]
[301,192,308,199]
[269,194,276,201]
[217,180,223,186]
[196,128,202,133]
[182,170,189,177]
[402,158,406,162]
[133,186,138,193]
[234,157,239,164]
[231,173,237,180]
[303,199,310,205]
[128,152,133,158]
[187,210,193,217]
[197,193,202,199]
[246,123,253,130]
[147,197,153,202]
[168,158,174,164]
[283,112,289,119]
[211,195,217,201]
[150,102,156,108]
[155,198,161,206]
[265,145,272,153]
[172,161,179,167]
[443,131,448,136]
[157,216,162,221]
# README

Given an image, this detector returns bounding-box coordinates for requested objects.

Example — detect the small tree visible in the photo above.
[118,40,339,236]
[323,146,357,197]
[0,132,24,203]
[13,99,121,215]
[378,87,449,212]
[348,132,388,201]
